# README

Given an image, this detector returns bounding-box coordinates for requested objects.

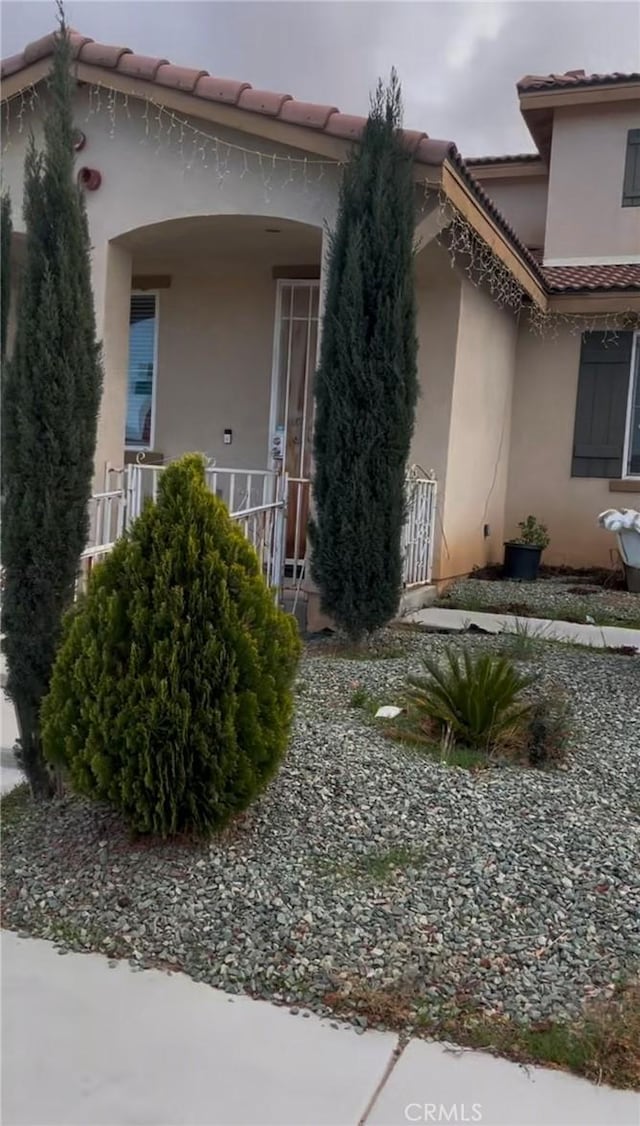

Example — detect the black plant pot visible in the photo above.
[503,542,543,581]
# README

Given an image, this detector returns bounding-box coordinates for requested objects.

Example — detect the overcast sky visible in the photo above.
[1,1,638,156]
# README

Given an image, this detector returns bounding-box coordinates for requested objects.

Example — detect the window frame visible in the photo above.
[622,128,640,207]
[622,330,640,478]
[125,289,160,453]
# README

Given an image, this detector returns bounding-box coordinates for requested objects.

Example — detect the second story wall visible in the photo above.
[475,176,548,251]
[544,101,640,262]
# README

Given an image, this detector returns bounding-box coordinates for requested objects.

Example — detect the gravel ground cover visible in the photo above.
[437,577,640,628]
[2,631,638,1032]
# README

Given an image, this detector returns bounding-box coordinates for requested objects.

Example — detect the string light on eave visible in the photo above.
[1,79,344,199]
[419,186,640,338]
[3,80,638,336]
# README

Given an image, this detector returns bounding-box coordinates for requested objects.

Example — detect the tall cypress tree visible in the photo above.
[1,191,11,361]
[1,16,103,797]
[310,72,418,642]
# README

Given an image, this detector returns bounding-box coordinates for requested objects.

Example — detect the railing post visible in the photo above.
[271,472,288,602]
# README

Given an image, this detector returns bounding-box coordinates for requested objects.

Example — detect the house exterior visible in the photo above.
[2,32,639,616]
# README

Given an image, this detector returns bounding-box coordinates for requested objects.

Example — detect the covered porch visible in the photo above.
[88,210,438,607]
[103,213,323,572]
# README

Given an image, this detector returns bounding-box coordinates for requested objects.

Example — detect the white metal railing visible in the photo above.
[79,462,437,599]
[79,462,287,597]
[402,466,437,586]
[125,462,279,524]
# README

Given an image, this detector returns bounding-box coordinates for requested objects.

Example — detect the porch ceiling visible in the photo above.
[116,215,322,269]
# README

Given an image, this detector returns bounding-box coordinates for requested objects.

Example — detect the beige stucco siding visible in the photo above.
[505,323,639,567]
[476,178,548,250]
[439,279,518,580]
[412,267,462,581]
[2,88,339,479]
[545,102,640,261]
[152,265,276,468]
[1,89,340,243]
[412,271,461,487]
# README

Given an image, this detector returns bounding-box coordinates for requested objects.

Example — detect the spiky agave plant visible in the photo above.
[405,647,534,755]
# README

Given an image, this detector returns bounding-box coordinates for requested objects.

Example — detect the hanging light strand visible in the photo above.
[2,80,638,336]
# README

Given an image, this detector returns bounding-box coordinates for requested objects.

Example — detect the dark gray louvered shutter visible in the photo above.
[571,331,633,478]
[622,128,640,206]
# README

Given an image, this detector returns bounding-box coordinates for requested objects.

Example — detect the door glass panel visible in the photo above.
[280,284,293,319]
[292,284,312,318]
[303,320,318,466]
[274,317,291,432]
[286,319,309,478]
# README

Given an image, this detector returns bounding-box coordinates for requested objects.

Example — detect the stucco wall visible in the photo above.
[439,279,518,580]
[505,321,639,567]
[2,87,339,479]
[412,261,462,580]
[2,88,340,243]
[544,102,640,261]
[151,264,277,469]
[475,177,548,250]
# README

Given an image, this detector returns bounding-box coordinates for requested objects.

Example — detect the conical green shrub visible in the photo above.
[41,454,300,836]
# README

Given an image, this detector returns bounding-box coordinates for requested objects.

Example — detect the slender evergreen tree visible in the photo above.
[310,72,418,642]
[1,191,11,361]
[1,16,102,798]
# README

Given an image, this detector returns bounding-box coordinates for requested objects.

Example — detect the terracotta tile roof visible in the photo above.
[465,153,541,166]
[518,68,640,93]
[9,29,639,308]
[1,27,550,290]
[542,263,640,292]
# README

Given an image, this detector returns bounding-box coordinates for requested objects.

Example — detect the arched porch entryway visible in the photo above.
[111,213,323,567]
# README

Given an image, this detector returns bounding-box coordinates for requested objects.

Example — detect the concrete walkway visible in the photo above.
[2,933,637,1126]
[405,606,640,650]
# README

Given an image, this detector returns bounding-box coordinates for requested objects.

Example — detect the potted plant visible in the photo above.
[503,515,550,581]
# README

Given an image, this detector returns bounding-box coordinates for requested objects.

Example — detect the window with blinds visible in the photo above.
[126,294,157,448]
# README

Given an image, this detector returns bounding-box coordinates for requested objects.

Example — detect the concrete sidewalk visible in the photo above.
[2,932,637,1126]
[405,607,640,650]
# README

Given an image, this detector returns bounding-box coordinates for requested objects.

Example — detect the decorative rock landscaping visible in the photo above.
[2,631,639,1032]
[438,576,640,628]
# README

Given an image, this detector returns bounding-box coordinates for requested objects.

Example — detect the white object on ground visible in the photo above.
[405,607,640,651]
[598,508,640,567]
[375,706,403,719]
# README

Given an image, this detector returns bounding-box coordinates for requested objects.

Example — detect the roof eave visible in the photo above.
[1,58,357,163]
[1,53,549,310]
[548,290,640,314]
[518,80,640,111]
[518,80,640,165]
[468,159,547,181]
[441,161,547,309]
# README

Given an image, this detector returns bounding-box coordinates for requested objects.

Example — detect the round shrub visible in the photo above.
[41,454,301,836]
